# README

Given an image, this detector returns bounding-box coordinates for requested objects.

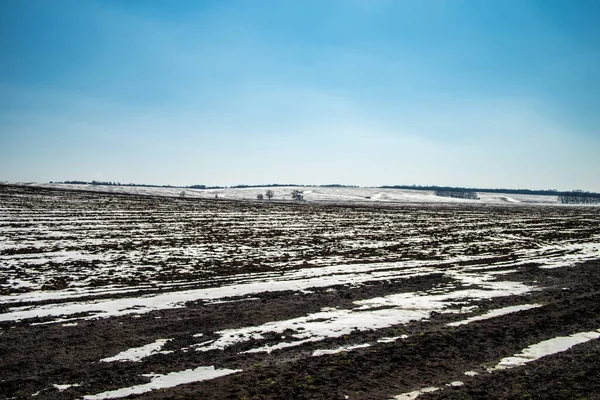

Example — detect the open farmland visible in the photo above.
[1,184,600,400]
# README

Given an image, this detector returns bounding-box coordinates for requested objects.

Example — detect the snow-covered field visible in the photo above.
[5,181,562,205]
[1,183,600,400]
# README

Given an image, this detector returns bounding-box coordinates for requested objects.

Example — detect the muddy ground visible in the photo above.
[0,185,599,399]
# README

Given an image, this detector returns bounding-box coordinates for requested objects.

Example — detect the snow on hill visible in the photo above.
[3,182,563,205]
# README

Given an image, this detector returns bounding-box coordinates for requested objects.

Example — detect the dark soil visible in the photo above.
[1,184,599,400]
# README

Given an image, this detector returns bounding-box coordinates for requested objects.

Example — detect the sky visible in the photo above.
[1,0,599,191]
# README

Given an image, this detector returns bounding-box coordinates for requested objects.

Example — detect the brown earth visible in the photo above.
[0,185,599,400]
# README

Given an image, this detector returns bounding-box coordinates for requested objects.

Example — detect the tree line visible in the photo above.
[56,181,358,190]
[558,191,600,204]
[434,190,479,200]
[381,185,600,197]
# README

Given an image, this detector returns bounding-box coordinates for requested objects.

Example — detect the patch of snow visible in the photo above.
[392,386,439,400]
[100,339,171,363]
[241,338,322,354]
[312,343,371,356]
[492,329,600,370]
[206,297,260,305]
[392,381,464,400]
[53,383,80,391]
[377,335,408,343]
[82,366,240,400]
[447,304,541,327]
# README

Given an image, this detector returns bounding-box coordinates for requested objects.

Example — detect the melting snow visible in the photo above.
[100,339,171,363]
[447,304,541,327]
[195,278,534,354]
[493,329,600,370]
[2,238,598,324]
[391,381,463,400]
[392,386,439,400]
[312,343,371,356]
[377,335,408,343]
[82,366,240,400]
[53,383,80,391]
[0,262,439,322]
[240,338,322,354]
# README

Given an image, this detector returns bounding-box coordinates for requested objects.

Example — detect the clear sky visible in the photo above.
[1,0,599,191]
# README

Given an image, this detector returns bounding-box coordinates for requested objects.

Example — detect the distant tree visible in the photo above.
[179,191,186,198]
[558,190,600,204]
[257,193,264,200]
[291,189,304,201]
[435,190,479,200]
[265,190,274,200]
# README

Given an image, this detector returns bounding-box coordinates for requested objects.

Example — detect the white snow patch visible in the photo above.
[493,329,600,370]
[206,297,260,305]
[241,338,322,354]
[377,335,408,343]
[100,339,171,363]
[312,343,371,356]
[391,381,463,400]
[53,383,80,391]
[392,386,440,400]
[447,304,541,327]
[82,366,240,400]
[464,370,479,376]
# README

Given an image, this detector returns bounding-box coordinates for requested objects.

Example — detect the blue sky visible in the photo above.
[1,0,599,190]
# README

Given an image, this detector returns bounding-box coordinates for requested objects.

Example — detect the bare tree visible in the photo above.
[291,189,304,201]
[435,190,478,200]
[558,190,600,204]
[179,191,186,198]
[257,193,264,200]
[265,190,274,200]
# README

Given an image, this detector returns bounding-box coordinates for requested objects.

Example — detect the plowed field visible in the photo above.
[1,185,599,400]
